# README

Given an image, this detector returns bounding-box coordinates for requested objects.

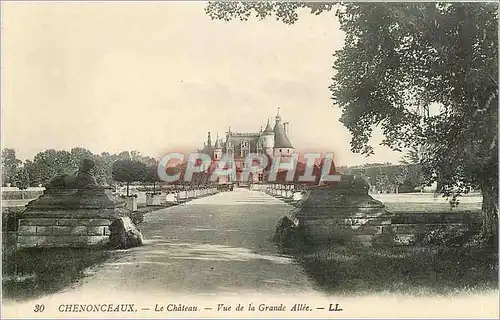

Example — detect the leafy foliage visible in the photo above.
[2,148,22,186]
[332,3,498,241]
[111,160,148,184]
[375,171,390,193]
[205,2,335,24]
[393,166,409,194]
[143,163,162,193]
[349,163,423,193]
[112,159,148,196]
[12,167,30,190]
[26,150,73,187]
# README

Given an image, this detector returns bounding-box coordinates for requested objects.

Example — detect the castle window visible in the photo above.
[241,140,249,157]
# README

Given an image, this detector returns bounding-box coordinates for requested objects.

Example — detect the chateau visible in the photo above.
[199,109,295,183]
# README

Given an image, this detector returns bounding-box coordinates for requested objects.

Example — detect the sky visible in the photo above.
[1,2,403,166]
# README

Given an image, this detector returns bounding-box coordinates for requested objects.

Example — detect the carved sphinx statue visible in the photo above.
[46,158,98,189]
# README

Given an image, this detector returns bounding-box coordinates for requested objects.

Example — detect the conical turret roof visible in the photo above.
[214,136,222,149]
[263,119,273,133]
[274,120,294,149]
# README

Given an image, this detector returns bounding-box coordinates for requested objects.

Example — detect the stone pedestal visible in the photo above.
[17,188,132,248]
[292,191,303,202]
[290,179,392,246]
[165,193,176,203]
[179,191,188,202]
[123,196,138,211]
[146,193,163,206]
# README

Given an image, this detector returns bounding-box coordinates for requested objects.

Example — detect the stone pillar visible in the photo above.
[146,193,163,206]
[290,180,392,246]
[124,196,138,212]
[17,188,135,248]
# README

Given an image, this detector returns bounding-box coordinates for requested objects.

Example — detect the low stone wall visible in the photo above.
[1,189,44,200]
[388,212,480,245]
[268,182,480,247]
[299,214,393,245]
[17,217,111,248]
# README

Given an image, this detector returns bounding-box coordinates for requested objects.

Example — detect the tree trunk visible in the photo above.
[127,182,130,197]
[395,185,399,194]
[153,181,156,194]
[479,181,499,248]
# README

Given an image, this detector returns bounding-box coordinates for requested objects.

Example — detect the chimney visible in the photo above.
[283,122,289,135]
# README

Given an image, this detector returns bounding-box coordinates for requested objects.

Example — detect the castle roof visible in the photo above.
[273,120,294,149]
[202,144,213,154]
[263,119,273,133]
[214,136,221,149]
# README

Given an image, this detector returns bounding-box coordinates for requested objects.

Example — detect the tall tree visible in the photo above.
[392,166,409,194]
[94,152,119,186]
[27,149,73,186]
[206,2,499,244]
[143,163,161,194]
[1,148,22,186]
[375,171,390,193]
[69,147,94,171]
[111,159,148,196]
[13,167,30,190]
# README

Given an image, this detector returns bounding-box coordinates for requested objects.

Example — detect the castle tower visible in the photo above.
[225,126,234,158]
[262,118,274,155]
[207,131,212,149]
[213,134,222,161]
[273,108,294,157]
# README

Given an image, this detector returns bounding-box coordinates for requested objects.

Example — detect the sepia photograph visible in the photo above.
[1,1,499,318]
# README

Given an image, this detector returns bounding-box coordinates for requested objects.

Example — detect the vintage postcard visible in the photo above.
[1,1,499,319]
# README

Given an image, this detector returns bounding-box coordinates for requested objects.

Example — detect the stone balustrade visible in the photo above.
[162,186,219,205]
[263,183,305,205]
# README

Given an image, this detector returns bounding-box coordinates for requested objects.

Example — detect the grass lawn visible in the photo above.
[384,201,481,213]
[288,243,498,296]
[2,248,114,301]
[283,193,495,296]
[2,204,175,301]
[373,192,482,213]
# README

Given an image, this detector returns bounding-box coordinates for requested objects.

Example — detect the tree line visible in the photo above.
[346,163,424,194]
[3,147,423,193]
[1,148,159,191]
